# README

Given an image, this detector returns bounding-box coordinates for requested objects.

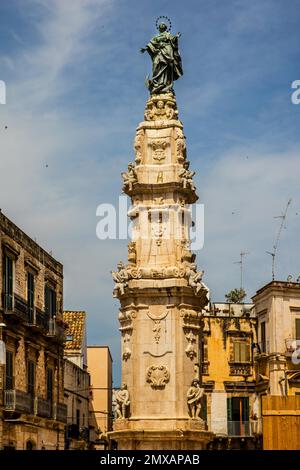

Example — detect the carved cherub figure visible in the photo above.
[178,161,196,191]
[111,262,129,297]
[185,264,204,295]
[121,162,137,191]
[187,379,204,419]
[114,384,130,419]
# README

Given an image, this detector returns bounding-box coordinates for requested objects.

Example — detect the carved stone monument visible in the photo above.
[109,19,213,450]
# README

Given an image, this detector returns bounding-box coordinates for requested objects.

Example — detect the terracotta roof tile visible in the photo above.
[63,310,86,350]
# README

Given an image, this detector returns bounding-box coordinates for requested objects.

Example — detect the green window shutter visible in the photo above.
[227,397,233,421]
[5,351,14,389]
[27,272,35,320]
[52,289,57,316]
[4,256,13,309]
[242,397,249,421]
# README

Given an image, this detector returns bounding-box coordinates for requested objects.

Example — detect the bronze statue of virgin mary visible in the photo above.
[141,19,183,95]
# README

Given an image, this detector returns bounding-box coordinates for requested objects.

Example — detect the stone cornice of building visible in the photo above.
[1,236,21,259]
[202,381,215,392]
[226,330,253,337]
[119,285,207,300]
[24,256,40,274]
[252,280,300,300]
[137,119,183,131]
[0,210,63,277]
[123,182,198,204]
[223,380,256,392]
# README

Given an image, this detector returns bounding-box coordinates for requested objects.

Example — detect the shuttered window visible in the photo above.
[261,321,266,353]
[5,351,14,390]
[227,397,249,422]
[27,272,35,321]
[3,255,13,310]
[27,360,35,397]
[45,286,56,318]
[46,368,53,402]
[233,339,250,362]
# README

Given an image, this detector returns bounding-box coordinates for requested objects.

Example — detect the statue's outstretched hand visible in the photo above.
[140,48,146,53]
[176,32,181,38]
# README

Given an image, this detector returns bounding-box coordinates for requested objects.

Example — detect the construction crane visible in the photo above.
[266,198,292,281]
[234,251,249,290]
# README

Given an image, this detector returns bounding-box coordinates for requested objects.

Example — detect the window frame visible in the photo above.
[3,254,14,310]
[27,271,35,321]
[5,350,14,390]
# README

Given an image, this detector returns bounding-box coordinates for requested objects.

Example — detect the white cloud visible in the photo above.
[200,147,300,300]
[0,0,299,385]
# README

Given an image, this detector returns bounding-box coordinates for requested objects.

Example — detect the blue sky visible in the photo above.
[0,0,300,385]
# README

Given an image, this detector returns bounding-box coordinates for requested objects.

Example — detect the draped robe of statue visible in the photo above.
[145,31,183,94]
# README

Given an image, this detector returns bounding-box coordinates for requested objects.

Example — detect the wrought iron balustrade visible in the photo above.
[4,389,33,414]
[36,396,52,418]
[227,420,251,436]
[229,362,251,376]
[55,402,67,423]
[48,318,65,342]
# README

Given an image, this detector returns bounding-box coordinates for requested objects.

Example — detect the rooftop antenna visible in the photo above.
[234,251,249,290]
[266,198,292,281]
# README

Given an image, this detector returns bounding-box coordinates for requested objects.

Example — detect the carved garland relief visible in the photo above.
[146,365,170,389]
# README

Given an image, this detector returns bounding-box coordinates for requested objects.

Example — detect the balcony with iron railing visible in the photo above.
[253,341,270,357]
[4,389,33,414]
[36,396,52,418]
[229,362,252,376]
[55,402,67,423]
[48,317,65,342]
[2,292,14,312]
[2,293,65,341]
[65,419,90,441]
[227,420,251,436]
[4,390,67,423]
[26,306,49,331]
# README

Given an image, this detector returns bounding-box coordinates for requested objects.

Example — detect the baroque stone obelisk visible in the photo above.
[109,19,213,450]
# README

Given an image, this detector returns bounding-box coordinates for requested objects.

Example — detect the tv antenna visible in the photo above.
[234,251,249,290]
[266,198,292,281]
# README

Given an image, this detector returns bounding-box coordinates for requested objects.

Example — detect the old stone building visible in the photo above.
[63,310,90,449]
[0,211,67,450]
[251,281,300,449]
[202,302,260,449]
[252,280,300,397]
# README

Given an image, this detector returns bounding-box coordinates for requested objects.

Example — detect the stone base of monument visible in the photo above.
[108,418,214,450]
